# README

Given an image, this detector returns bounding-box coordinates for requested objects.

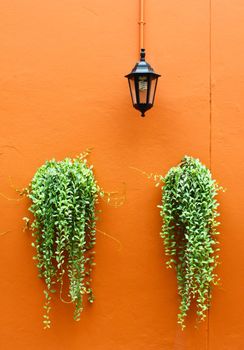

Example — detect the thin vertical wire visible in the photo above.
[209,0,212,172]
[207,2,212,349]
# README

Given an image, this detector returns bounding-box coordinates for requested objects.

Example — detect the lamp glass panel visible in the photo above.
[128,78,137,105]
[149,78,157,104]
[138,75,148,104]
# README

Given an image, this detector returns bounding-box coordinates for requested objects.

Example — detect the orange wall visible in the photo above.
[0,1,243,349]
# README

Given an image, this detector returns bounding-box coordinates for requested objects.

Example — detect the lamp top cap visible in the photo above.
[140,48,146,61]
[125,48,161,78]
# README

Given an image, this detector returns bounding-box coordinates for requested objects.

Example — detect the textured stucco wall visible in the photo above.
[0,1,243,349]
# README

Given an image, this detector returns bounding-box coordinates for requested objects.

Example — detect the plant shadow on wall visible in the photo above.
[133,156,224,330]
[21,150,125,329]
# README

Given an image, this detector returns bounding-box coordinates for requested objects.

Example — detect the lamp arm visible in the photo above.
[139,0,146,52]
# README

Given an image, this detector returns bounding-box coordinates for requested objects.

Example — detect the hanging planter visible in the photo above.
[24,153,100,328]
[157,156,223,329]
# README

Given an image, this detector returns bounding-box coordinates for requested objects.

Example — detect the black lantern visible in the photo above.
[125,49,160,117]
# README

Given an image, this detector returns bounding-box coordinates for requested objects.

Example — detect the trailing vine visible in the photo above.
[158,156,222,329]
[24,153,99,328]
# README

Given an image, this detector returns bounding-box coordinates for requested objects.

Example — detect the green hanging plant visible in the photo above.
[23,153,100,329]
[157,156,223,329]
